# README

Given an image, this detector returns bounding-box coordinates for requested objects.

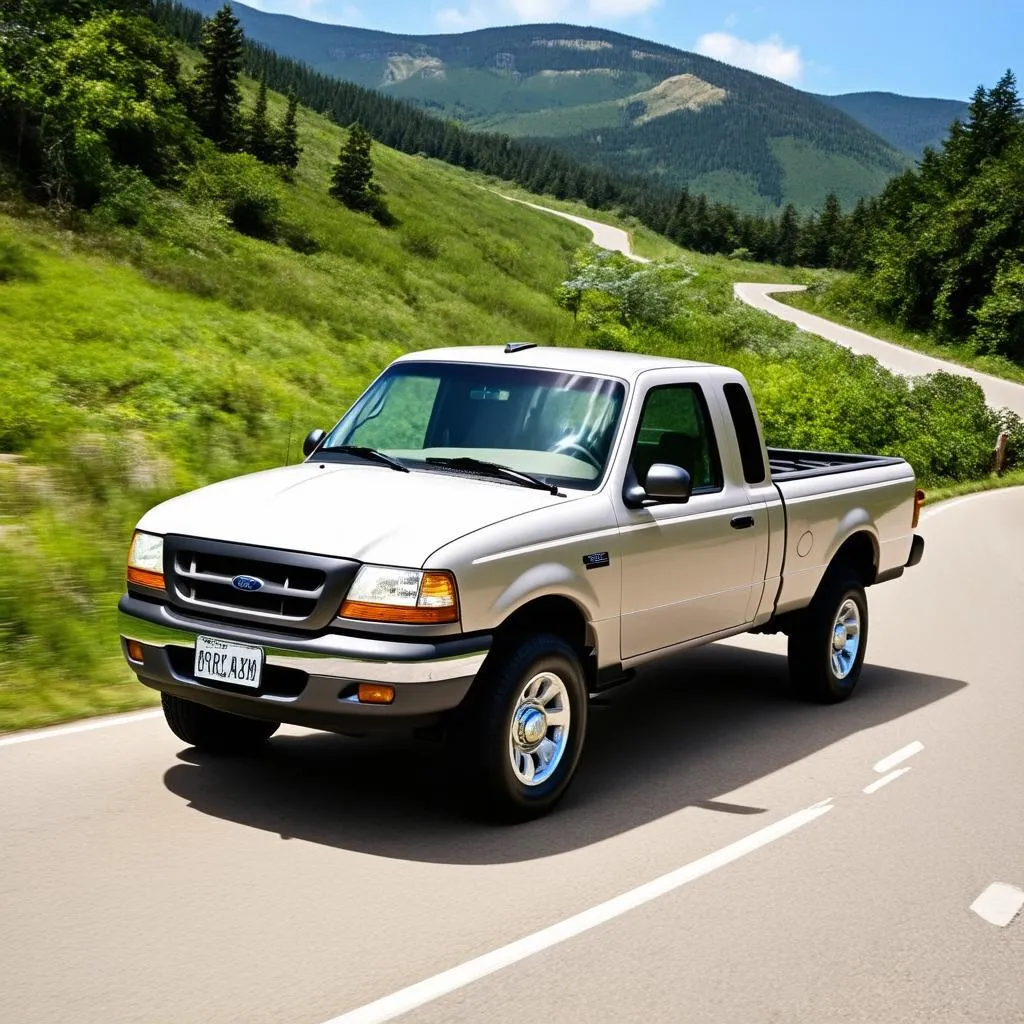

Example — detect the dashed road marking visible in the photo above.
[863,768,911,795]
[873,741,924,775]
[970,884,1024,928]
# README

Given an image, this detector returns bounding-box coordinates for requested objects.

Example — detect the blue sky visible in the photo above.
[240,0,1023,99]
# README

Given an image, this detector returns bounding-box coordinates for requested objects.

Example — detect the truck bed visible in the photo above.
[767,448,906,482]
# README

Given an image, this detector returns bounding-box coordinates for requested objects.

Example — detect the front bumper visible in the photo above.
[118,595,490,734]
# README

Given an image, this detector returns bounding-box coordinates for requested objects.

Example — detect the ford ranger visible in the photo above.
[118,345,926,819]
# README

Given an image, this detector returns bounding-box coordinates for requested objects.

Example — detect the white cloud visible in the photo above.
[586,0,660,15]
[244,1,364,24]
[695,31,803,84]
[434,0,657,30]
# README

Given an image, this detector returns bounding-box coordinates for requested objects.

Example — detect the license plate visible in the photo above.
[194,636,263,690]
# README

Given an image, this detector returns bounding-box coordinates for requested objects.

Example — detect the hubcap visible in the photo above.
[830,598,861,681]
[508,671,571,787]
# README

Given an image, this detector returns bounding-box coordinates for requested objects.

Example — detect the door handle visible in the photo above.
[731,516,756,530]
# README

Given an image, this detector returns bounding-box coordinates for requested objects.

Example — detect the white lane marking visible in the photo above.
[874,741,924,774]
[970,884,1024,928]
[862,768,911,795]
[322,800,835,1024]
[0,709,162,749]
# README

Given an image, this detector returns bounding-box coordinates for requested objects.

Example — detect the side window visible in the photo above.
[723,382,768,485]
[632,385,723,491]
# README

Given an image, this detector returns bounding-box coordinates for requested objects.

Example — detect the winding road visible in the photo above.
[2,205,1023,1024]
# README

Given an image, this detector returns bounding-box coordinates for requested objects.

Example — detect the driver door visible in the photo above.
[616,381,767,660]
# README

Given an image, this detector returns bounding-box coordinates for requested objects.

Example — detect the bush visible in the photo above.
[91,167,163,231]
[0,237,38,283]
[184,151,283,240]
[280,223,321,255]
[401,229,441,260]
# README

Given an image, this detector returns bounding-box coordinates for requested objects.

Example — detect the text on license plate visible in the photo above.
[194,636,263,689]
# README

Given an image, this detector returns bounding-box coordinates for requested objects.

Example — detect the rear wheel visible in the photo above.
[161,693,278,754]
[452,634,588,822]
[788,570,868,704]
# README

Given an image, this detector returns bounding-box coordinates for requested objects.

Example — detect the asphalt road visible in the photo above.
[3,488,1023,1024]
[735,283,1024,417]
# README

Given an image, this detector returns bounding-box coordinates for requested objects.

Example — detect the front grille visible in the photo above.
[162,536,360,631]
[175,549,325,621]
[167,646,307,698]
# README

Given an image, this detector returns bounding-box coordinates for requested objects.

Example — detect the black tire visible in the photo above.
[451,634,589,822]
[788,569,869,704]
[161,693,279,754]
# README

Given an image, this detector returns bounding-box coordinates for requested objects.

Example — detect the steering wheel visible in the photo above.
[548,439,602,471]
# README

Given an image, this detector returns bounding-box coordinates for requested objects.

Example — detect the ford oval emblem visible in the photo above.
[232,575,265,593]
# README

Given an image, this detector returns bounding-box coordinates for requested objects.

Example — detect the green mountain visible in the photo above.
[186,1,909,212]
[817,92,970,159]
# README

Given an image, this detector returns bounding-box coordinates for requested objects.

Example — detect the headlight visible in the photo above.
[127,531,165,591]
[340,566,459,625]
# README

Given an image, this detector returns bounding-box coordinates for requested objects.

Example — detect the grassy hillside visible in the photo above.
[184,1,908,212]
[817,92,970,159]
[1,65,1017,733]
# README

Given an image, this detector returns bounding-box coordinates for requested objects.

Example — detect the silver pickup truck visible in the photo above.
[119,345,925,819]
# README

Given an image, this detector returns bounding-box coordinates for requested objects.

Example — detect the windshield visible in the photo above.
[321,361,627,490]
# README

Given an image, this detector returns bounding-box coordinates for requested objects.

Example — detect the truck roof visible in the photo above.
[394,345,713,382]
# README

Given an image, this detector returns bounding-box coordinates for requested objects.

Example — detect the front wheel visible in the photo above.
[788,572,869,704]
[452,635,588,822]
[161,693,279,754]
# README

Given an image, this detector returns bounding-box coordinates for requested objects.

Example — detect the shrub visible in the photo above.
[401,229,441,260]
[280,223,321,255]
[91,167,163,230]
[0,238,38,283]
[184,151,283,240]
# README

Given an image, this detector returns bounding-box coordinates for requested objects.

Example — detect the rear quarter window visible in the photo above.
[723,382,767,485]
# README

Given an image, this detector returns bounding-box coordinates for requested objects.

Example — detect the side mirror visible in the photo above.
[303,429,326,458]
[644,463,692,504]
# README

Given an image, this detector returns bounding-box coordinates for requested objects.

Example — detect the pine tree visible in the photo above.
[193,4,244,149]
[330,122,390,223]
[275,95,302,170]
[776,205,802,266]
[245,78,275,162]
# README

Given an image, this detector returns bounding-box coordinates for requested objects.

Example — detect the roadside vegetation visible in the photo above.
[0,2,1021,732]
[780,274,1024,386]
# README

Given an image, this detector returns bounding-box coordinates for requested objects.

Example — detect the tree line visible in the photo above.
[849,72,1024,361]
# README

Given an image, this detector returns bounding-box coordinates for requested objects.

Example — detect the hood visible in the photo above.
[138,462,577,566]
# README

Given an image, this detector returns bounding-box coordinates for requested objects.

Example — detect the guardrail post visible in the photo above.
[994,431,1010,477]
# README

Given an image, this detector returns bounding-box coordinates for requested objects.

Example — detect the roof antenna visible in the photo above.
[504,342,539,354]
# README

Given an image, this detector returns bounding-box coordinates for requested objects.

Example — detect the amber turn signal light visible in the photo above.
[126,640,145,663]
[358,684,396,705]
[127,567,166,591]
[912,489,926,529]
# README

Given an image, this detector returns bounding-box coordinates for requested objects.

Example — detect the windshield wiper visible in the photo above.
[330,446,410,473]
[426,457,561,496]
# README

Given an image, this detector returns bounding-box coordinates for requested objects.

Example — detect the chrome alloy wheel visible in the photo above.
[830,598,862,681]
[508,671,571,787]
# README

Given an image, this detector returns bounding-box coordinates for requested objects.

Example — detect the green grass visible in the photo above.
[923,471,1024,505]
[782,275,1024,386]
[0,76,1014,734]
